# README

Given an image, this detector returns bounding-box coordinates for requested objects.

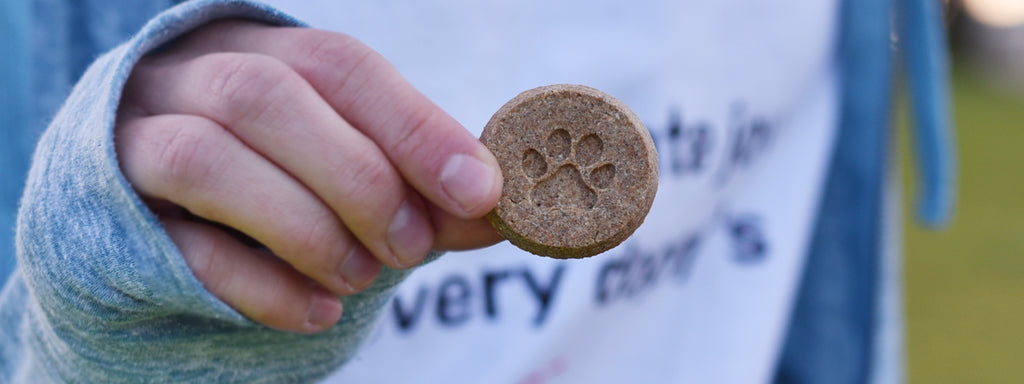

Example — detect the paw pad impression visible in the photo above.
[525,129,615,210]
[481,84,659,259]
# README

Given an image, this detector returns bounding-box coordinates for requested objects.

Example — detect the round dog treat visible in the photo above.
[481,84,659,259]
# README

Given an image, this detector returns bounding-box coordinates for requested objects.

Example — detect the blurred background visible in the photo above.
[902,1,1024,382]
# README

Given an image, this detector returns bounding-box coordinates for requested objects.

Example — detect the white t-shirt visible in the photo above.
[259,1,840,382]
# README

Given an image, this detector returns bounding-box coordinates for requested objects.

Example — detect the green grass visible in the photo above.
[903,64,1024,383]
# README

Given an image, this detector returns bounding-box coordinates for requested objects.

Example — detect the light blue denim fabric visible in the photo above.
[773,0,896,381]
[0,0,32,285]
[1,1,432,382]
[773,0,953,383]
[0,0,953,382]
[0,0,177,299]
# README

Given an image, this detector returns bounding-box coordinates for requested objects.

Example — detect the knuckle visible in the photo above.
[389,106,442,163]
[302,31,365,69]
[155,127,224,192]
[173,224,232,295]
[246,289,296,326]
[185,238,226,292]
[298,32,385,99]
[341,149,397,200]
[201,53,294,121]
[290,214,340,263]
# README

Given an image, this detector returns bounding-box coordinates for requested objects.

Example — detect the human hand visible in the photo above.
[114,20,503,333]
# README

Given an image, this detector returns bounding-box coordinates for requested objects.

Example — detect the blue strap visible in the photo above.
[899,0,957,228]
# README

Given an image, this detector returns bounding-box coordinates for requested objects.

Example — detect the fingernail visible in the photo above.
[440,153,498,216]
[338,245,380,292]
[306,289,342,333]
[387,201,433,268]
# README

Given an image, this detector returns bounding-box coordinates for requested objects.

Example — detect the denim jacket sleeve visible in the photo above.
[1,1,427,382]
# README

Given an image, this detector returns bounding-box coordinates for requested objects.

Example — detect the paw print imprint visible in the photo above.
[522,129,616,209]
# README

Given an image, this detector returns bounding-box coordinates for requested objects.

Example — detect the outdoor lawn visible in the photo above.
[903,63,1024,383]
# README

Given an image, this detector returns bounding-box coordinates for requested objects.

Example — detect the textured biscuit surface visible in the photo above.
[481,84,659,258]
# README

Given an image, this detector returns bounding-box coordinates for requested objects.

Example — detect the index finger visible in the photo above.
[180,21,503,219]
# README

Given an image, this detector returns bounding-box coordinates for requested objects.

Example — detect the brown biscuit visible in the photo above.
[481,84,659,258]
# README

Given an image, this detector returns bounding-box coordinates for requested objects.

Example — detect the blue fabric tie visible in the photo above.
[901,0,957,228]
